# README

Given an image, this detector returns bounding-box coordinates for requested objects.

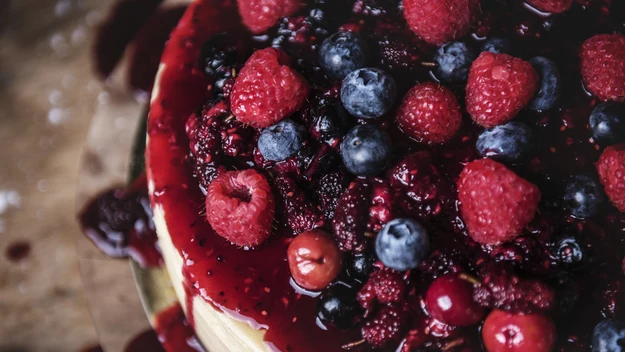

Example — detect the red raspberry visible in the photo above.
[403,0,481,46]
[231,48,309,128]
[357,267,406,311]
[273,175,324,234]
[580,34,625,103]
[361,304,408,348]
[457,159,541,245]
[236,0,302,34]
[473,264,555,313]
[205,169,275,247]
[525,0,573,13]
[466,52,539,128]
[396,82,462,144]
[596,143,625,212]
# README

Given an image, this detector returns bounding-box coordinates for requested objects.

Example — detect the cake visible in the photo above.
[144,0,625,351]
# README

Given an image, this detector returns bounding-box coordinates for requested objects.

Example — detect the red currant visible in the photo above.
[482,310,556,352]
[425,274,484,327]
[287,230,342,291]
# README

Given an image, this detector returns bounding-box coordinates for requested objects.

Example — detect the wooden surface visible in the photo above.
[0,1,152,351]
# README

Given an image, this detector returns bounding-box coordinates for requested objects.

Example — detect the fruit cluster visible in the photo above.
[178,0,625,350]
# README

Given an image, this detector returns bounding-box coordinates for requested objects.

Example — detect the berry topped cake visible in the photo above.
[145,0,625,351]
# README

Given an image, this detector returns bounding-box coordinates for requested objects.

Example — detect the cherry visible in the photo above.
[287,230,343,291]
[482,310,556,352]
[425,274,484,327]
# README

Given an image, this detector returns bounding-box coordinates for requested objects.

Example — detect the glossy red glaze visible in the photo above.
[482,310,556,352]
[425,274,484,327]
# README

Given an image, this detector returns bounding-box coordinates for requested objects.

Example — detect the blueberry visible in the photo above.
[317,283,361,329]
[319,31,369,80]
[346,253,375,282]
[481,37,512,54]
[433,41,476,83]
[563,174,606,219]
[375,218,430,271]
[592,319,625,352]
[340,68,397,119]
[199,32,239,76]
[476,121,535,163]
[258,119,306,161]
[528,56,560,111]
[340,124,392,176]
[553,231,589,269]
[589,102,625,145]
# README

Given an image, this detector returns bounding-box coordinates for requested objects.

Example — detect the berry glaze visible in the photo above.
[144,1,625,352]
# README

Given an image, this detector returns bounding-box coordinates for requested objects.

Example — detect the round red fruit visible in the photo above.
[580,34,625,103]
[205,169,275,247]
[288,230,342,291]
[425,274,484,327]
[482,310,556,352]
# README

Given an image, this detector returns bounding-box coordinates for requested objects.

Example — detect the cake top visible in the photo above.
[142,0,625,351]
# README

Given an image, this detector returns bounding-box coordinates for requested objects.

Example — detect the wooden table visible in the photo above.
[0,1,151,351]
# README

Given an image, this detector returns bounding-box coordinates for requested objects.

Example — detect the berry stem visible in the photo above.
[420,61,437,68]
[341,339,366,349]
[459,273,480,285]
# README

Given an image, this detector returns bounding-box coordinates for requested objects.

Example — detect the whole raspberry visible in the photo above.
[596,143,625,212]
[525,0,573,13]
[387,151,454,221]
[274,175,324,234]
[315,171,350,220]
[361,304,408,348]
[357,267,406,311]
[396,82,462,144]
[580,34,625,102]
[466,52,539,128]
[473,264,555,313]
[205,169,275,247]
[332,179,372,253]
[236,0,302,34]
[231,48,309,128]
[403,0,481,46]
[457,159,541,245]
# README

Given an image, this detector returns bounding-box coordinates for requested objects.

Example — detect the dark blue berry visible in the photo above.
[589,102,625,145]
[592,319,625,352]
[199,32,240,76]
[319,31,369,80]
[563,174,606,219]
[375,218,430,271]
[258,119,306,161]
[528,56,560,111]
[340,68,397,119]
[340,124,392,176]
[346,253,375,282]
[481,37,512,54]
[433,41,476,83]
[553,231,590,270]
[317,283,362,329]
[476,121,534,163]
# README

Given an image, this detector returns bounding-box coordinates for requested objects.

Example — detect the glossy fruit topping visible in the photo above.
[482,310,556,352]
[288,229,343,291]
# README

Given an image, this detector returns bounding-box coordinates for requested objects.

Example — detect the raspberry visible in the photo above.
[185,101,228,189]
[580,34,625,103]
[387,151,454,221]
[332,179,372,253]
[403,0,481,46]
[466,52,539,128]
[231,48,309,128]
[596,143,625,212]
[236,0,302,34]
[273,175,324,234]
[457,159,541,245]
[205,169,275,247]
[473,264,555,313]
[396,82,463,144]
[361,304,408,348]
[315,171,350,220]
[357,267,406,311]
[525,0,573,13]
